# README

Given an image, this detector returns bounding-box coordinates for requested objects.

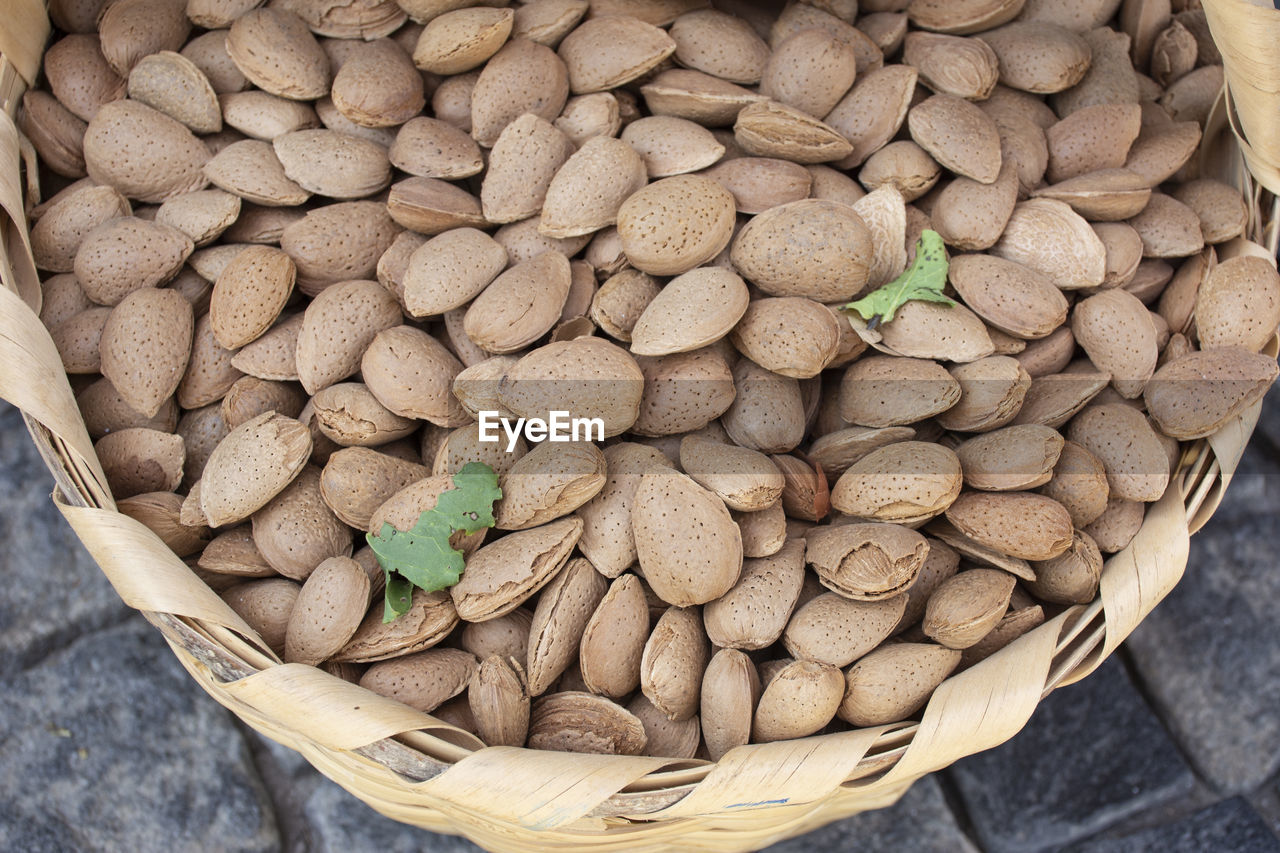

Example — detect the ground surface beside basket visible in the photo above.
[2,399,1280,853]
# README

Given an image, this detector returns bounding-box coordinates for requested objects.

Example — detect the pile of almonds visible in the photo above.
[22,0,1280,760]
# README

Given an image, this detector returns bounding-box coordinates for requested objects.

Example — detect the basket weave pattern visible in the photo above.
[0,1,1276,849]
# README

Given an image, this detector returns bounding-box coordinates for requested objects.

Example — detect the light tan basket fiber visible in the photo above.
[0,0,1277,849]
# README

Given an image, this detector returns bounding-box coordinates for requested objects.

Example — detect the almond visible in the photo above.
[956,424,1065,491]
[839,642,961,726]
[1013,369,1111,430]
[283,556,370,665]
[362,325,468,426]
[220,91,320,140]
[470,655,531,747]
[460,609,533,664]
[32,184,131,274]
[1144,348,1279,440]
[495,441,606,530]
[616,175,737,276]
[201,412,312,527]
[44,34,127,123]
[576,443,672,577]
[993,199,1108,290]
[19,91,88,178]
[178,313,243,410]
[669,9,768,85]
[578,574,650,698]
[978,22,1092,94]
[311,383,417,448]
[1127,193,1205,259]
[99,287,193,419]
[631,349,736,437]
[450,517,583,622]
[907,94,1002,183]
[734,100,854,164]
[751,659,843,742]
[204,139,312,207]
[84,101,210,203]
[359,648,478,713]
[319,447,429,530]
[333,588,458,663]
[127,51,220,135]
[731,199,873,301]
[702,157,811,215]
[118,491,210,558]
[227,8,330,100]
[1036,439,1110,528]
[639,68,765,127]
[526,557,608,696]
[1027,530,1103,605]
[904,32,999,101]
[414,7,514,75]
[783,592,905,667]
[541,136,649,239]
[95,428,185,499]
[296,279,403,395]
[641,606,710,721]
[831,441,962,524]
[1083,496,1144,553]
[272,130,391,200]
[700,647,760,760]
[840,356,960,428]
[222,579,300,656]
[51,306,111,374]
[1071,289,1159,398]
[181,30,249,95]
[464,251,571,353]
[471,38,569,147]
[390,117,484,179]
[1195,256,1280,353]
[97,0,190,76]
[628,267,748,356]
[282,202,401,295]
[824,64,917,169]
[209,245,295,350]
[761,27,858,118]
[482,113,576,224]
[678,435,784,512]
[527,691,647,754]
[633,468,743,606]
[1171,179,1248,246]
[1033,169,1153,222]
[720,357,807,453]
[330,38,424,128]
[590,270,660,342]
[499,337,645,438]
[730,297,841,378]
[945,492,1074,561]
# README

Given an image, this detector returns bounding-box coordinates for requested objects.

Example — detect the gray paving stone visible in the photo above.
[302,778,484,853]
[1249,781,1280,838]
[0,403,128,674]
[1125,398,1280,793]
[761,776,978,853]
[0,620,279,853]
[1062,797,1280,853]
[948,657,1197,853]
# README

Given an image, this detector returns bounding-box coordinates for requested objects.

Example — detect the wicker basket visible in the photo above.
[1,1,1278,850]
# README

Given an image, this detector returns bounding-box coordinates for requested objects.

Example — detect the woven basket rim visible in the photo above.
[2,1,1278,848]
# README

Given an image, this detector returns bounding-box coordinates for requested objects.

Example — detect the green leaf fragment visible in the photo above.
[844,229,955,326]
[366,461,502,622]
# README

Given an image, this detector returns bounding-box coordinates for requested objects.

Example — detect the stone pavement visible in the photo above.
[2,397,1280,853]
